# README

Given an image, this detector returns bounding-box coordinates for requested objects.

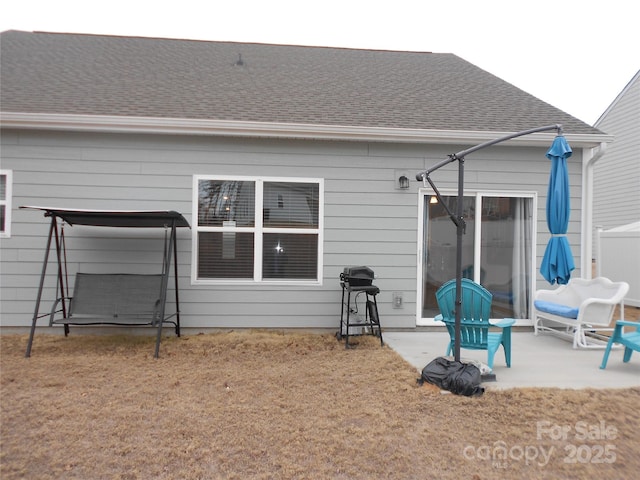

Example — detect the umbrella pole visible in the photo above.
[454,155,465,362]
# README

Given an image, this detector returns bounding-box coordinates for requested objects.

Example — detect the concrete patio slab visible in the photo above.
[384,330,640,390]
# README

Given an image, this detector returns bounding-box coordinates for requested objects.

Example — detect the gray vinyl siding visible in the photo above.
[0,129,583,330]
[593,72,640,256]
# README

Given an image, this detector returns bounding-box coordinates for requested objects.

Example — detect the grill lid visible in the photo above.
[341,266,375,285]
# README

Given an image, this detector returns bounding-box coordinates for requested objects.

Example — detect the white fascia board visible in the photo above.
[1,112,613,147]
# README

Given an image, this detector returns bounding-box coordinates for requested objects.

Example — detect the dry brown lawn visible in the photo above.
[1,330,639,479]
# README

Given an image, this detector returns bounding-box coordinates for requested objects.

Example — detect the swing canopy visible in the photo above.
[21,206,191,228]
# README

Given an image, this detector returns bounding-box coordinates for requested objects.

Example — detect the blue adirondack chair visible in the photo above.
[600,320,640,369]
[435,278,515,369]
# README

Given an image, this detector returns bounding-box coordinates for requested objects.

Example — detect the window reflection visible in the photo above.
[198,180,255,227]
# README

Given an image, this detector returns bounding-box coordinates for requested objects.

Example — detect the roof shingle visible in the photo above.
[0,30,600,134]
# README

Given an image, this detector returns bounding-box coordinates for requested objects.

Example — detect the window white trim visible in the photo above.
[0,170,12,238]
[416,188,537,326]
[191,175,324,285]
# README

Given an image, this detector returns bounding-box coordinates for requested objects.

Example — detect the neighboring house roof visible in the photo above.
[1,30,602,137]
[594,69,640,128]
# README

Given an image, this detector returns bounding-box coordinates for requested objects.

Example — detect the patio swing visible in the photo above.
[22,206,191,358]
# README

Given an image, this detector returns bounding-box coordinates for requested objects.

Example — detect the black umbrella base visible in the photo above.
[481,373,497,382]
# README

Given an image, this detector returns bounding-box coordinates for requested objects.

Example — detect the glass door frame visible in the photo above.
[416,188,538,326]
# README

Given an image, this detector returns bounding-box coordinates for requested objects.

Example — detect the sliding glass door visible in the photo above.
[420,192,535,321]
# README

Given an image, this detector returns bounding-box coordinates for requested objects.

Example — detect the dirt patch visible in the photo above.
[1,331,638,479]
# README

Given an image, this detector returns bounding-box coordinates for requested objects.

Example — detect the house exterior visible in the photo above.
[0,30,612,333]
[592,70,640,249]
[592,70,640,306]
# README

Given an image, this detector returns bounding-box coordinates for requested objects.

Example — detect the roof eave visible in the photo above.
[1,112,612,148]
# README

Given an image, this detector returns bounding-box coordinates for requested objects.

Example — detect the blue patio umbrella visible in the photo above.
[541,135,574,285]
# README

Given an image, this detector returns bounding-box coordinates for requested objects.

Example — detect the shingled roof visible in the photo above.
[1,30,600,135]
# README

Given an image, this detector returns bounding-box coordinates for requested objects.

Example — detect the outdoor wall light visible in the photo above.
[394,170,411,190]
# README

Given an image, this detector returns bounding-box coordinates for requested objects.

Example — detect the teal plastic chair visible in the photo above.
[600,320,640,369]
[435,278,515,369]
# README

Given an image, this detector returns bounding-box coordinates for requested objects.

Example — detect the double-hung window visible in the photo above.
[193,176,323,284]
[0,170,12,238]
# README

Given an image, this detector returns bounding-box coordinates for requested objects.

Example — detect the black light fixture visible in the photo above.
[398,175,410,189]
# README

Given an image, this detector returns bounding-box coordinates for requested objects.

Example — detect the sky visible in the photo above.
[1,0,638,126]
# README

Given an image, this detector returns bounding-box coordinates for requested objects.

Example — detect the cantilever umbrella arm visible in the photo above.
[416,123,564,363]
[422,154,465,230]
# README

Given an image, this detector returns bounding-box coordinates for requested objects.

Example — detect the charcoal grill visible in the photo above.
[338,266,383,347]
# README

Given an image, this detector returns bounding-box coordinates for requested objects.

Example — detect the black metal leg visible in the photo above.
[368,294,383,346]
[344,289,352,348]
[338,284,346,340]
[173,224,181,338]
[25,218,56,358]
[154,321,163,359]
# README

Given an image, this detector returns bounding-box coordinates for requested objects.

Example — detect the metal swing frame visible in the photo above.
[22,206,190,358]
